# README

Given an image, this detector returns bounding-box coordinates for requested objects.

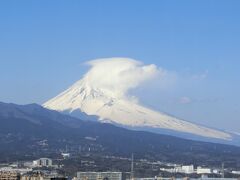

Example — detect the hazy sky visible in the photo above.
[0,1,240,132]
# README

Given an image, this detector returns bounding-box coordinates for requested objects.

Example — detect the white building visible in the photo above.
[197,167,212,174]
[33,158,53,167]
[181,165,194,174]
[160,165,194,174]
[61,153,70,159]
[77,172,122,180]
[232,171,240,175]
[212,169,221,174]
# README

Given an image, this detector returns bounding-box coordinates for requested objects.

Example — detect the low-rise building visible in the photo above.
[196,167,212,174]
[61,153,70,159]
[77,172,122,180]
[21,171,66,180]
[160,165,195,174]
[232,171,240,175]
[21,172,44,180]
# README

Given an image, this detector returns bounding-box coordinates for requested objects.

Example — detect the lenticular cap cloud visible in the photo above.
[83,57,163,98]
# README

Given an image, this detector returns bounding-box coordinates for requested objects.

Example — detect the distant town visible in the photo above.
[1,152,240,180]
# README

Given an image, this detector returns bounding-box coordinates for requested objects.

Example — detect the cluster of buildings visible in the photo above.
[0,171,20,180]
[0,158,123,180]
[0,170,66,180]
[0,168,123,180]
[0,158,63,180]
[1,157,240,180]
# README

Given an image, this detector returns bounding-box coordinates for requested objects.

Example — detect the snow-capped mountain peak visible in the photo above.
[44,58,231,141]
[44,80,231,140]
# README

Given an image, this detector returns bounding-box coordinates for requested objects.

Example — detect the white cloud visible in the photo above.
[81,58,207,105]
[83,57,170,98]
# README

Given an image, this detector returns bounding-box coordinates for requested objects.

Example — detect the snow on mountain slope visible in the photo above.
[44,58,231,140]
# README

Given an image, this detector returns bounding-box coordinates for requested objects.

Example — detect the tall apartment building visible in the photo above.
[32,158,52,167]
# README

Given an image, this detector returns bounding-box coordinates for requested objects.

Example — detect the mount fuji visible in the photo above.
[44,58,232,142]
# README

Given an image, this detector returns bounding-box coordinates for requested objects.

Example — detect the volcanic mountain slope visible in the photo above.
[44,59,231,141]
[1,101,240,166]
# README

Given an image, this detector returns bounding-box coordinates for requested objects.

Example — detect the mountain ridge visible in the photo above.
[1,101,240,166]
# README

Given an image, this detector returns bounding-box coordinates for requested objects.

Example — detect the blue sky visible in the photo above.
[0,0,240,132]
